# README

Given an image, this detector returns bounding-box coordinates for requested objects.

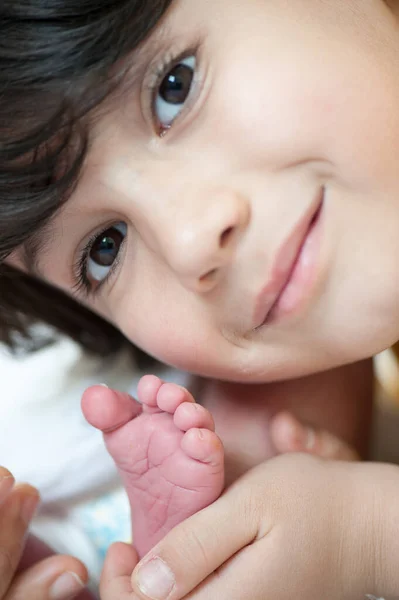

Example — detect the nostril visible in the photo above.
[220,226,234,248]
[198,227,235,288]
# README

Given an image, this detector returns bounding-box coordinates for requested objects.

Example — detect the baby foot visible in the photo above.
[81,376,224,557]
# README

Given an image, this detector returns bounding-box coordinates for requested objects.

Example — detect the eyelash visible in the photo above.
[72,226,123,298]
[145,46,199,133]
[72,48,200,296]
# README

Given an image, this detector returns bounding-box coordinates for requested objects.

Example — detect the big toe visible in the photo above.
[82,386,142,432]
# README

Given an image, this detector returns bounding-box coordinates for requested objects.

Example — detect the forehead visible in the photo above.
[11,0,397,263]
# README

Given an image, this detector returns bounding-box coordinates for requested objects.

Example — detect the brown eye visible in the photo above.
[87,223,127,282]
[160,62,194,104]
[90,230,122,266]
[154,56,196,128]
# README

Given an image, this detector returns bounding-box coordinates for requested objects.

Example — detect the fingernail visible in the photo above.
[99,383,109,388]
[136,558,175,600]
[21,494,39,525]
[0,475,14,494]
[50,572,85,600]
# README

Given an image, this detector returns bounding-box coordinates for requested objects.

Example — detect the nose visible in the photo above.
[163,189,250,293]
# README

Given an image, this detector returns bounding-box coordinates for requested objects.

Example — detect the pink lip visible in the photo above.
[253,188,324,328]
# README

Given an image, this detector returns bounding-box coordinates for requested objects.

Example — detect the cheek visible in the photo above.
[211,28,399,182]
[124,313,213,372]
[294,44,399,186]
[209,53,334,170]
[321,77,399,186]
[111,274,215,372]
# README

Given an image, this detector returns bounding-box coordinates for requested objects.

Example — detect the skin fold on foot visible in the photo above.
[81,376,225,557]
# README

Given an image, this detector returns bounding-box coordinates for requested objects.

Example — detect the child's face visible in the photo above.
[15,0,399,381]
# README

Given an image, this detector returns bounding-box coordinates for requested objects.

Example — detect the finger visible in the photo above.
[159,533,306,600]
[18,534,57,572]
[0,469,15,504]
[270,411,359,461]
[8,554,89,600]
[100,543,139,600]
[130,487,259,600]
[180,540,273,600]
[0,483,40,597]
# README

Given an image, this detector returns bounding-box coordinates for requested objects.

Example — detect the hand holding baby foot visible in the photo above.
[82,377,224,558]
[100,455,390,600]
[87,378,367,600]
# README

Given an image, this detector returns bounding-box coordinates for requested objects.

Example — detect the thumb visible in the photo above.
[100,542,140,599]
[129,486,258,600]
[270,411,359,461]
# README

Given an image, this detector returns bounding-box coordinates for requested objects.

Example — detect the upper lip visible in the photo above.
[253,188,324,328]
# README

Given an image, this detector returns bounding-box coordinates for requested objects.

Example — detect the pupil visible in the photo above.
[90,229,123,267]
[160,63,193,105]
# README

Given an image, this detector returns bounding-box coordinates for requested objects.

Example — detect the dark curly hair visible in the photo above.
[0,0,173,356]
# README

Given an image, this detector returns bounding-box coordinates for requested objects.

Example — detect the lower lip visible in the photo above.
[264,201,324,325]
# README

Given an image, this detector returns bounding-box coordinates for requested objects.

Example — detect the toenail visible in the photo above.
[135,558,175,600]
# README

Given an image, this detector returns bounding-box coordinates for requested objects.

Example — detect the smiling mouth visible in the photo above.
[253,188,325,329]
